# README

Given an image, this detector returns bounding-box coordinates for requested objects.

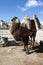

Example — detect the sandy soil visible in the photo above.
[0,45,43,65]
[0,29,43,65]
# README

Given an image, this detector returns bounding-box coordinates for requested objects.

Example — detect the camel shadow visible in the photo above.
[6,40,23,46]
[3,40,43,54]
[27,40,43,54]
[35,41,43,53]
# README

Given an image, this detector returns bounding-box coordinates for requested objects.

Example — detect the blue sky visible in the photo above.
[0,0,43,22]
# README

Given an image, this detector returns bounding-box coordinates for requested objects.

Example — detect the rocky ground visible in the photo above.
[0,44,43,65]
[0,29,43,65]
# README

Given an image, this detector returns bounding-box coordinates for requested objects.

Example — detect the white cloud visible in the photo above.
[20,7,27,11]
[18,0,43,11]
[26,0,43,7]
[18,6,27,11]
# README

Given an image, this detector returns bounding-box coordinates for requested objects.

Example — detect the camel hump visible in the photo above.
[24,15,30,20]
[21,15,31,30]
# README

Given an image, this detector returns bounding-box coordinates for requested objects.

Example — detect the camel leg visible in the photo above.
[26,43,31,54]
[23,36,29,53]
[29,36,33,50]
[33,35,35,49]
[23,44,26,51]
[24,36,31,54]
[26,44,29,54]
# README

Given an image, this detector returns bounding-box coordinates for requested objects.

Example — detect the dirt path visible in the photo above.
[0,46,43,65]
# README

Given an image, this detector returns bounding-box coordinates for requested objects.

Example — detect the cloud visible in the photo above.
[18,6,28,11]
[18,0,43,11]
[26,0,43,7]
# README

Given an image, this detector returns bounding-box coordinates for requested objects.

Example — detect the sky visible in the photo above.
[0,0,43,22]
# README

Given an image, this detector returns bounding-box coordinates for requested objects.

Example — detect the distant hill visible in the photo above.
[0,20,11,29]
